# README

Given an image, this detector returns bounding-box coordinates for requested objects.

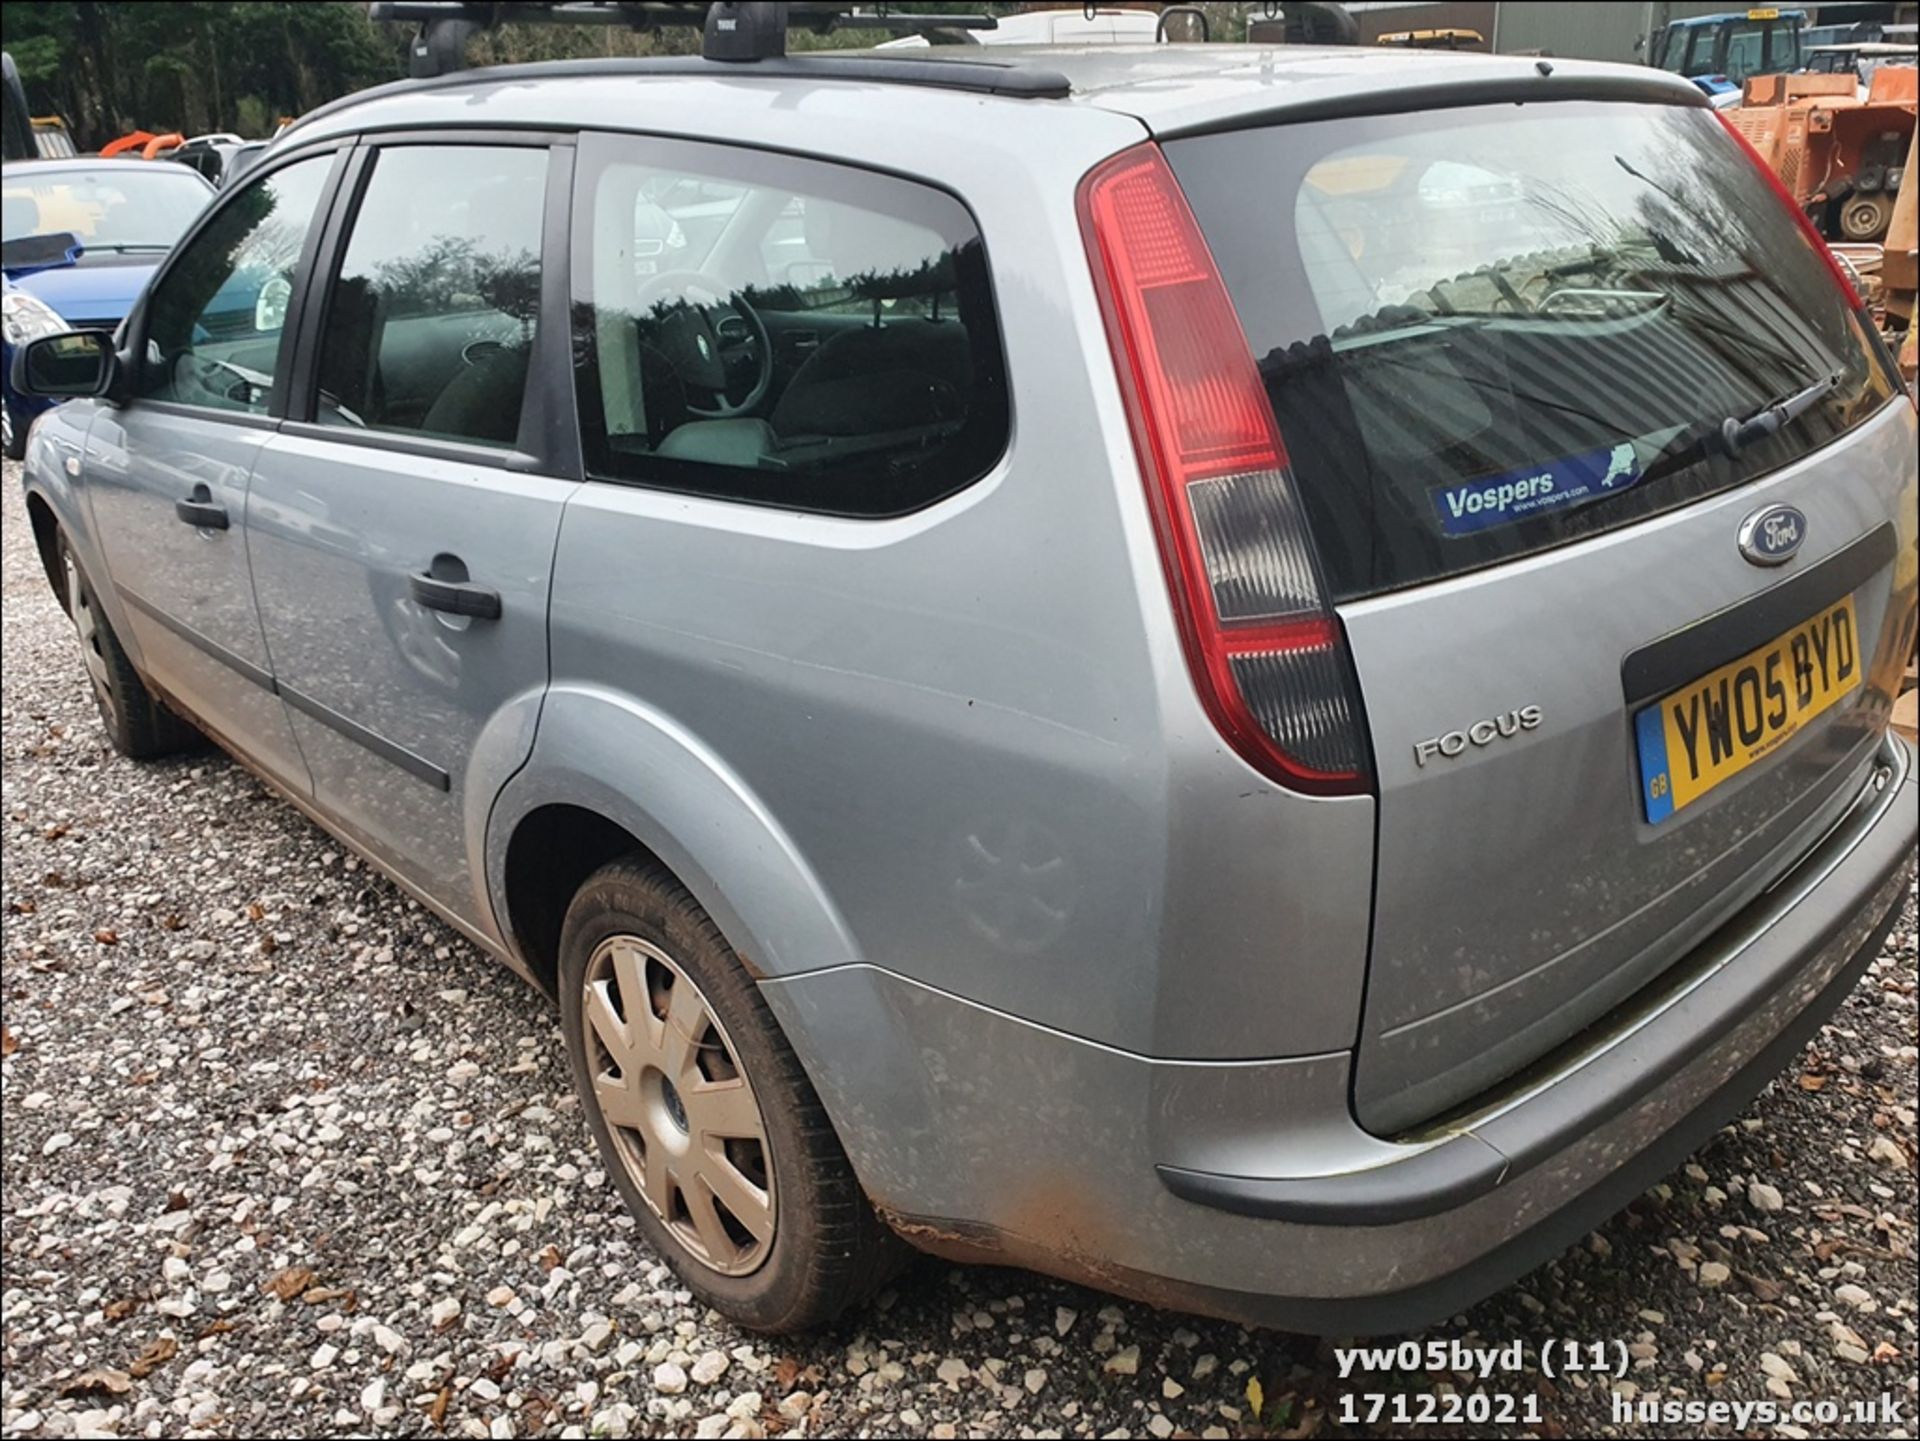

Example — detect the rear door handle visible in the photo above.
[174,485,229,530]
[409,571,501,620]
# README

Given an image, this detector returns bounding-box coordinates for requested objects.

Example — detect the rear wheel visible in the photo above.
[61,536,199,758]
[2,400,24,461]
[558,857,901,1331]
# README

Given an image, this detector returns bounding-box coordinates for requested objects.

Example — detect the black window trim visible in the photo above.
[117,139,354,433]
[567,126,1013,520]
[278,128,580,480]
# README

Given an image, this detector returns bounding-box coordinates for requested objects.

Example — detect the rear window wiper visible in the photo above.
[1719,372,1840,454]
[1638,372,1840,484]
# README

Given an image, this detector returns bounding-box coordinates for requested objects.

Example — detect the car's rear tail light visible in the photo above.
[1715,111,1863,309]
[1078,143,1370,794]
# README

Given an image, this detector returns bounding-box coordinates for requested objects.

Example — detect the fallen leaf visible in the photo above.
[430,1383,451,1430]
[45,823,69,839]
[537,1243,562,1272]
[1246,1376,1264,1419]
[196,1319,236,1339]
[6,899,35,914]
[93,928,119,945]
[61,1368,131,1398]
[263,1265,317,1302]
[246,902,266,921]
[258,934,278,956]
[774,1355,801,1392]
[1798,1073,1827,1091]
[1,1025,15,1056]
[129,1335,178,1378]
[160,913,185,931]
[103,1297,138,1322]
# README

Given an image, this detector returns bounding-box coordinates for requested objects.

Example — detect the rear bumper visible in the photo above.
[763,733,1915,1334]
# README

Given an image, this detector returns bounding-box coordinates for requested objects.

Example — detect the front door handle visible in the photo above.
[174,484,228,530]
[409,570,501,620]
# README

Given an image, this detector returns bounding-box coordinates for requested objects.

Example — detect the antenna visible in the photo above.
[367,3,1001,77]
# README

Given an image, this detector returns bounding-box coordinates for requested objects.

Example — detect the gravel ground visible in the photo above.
[2,458,1916,1441]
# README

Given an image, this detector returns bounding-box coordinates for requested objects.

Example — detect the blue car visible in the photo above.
[2,157,212,456]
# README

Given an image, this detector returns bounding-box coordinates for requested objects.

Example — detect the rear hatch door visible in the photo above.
[1167,98,1917,1133]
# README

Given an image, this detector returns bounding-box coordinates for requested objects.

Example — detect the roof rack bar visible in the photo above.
[367,2,1002,77]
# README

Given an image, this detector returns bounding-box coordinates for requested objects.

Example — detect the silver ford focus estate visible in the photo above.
[14,34,1917,1334]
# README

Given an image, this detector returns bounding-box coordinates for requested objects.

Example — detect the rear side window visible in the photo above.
[572,132,1008,516]
[1167,101,1896,601]
[314,145,547,447]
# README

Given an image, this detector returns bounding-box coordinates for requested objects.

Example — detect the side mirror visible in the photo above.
[12,329,115,399]
[0,230,84,279]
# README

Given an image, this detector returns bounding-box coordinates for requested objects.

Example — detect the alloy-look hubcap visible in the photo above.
[64,553,114,721]
[581,936,775,1276]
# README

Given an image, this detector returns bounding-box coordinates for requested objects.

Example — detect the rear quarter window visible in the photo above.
[1167,100,1897,601]
[571,132,1009,517]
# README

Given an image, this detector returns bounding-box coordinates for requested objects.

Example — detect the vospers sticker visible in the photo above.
[1433,442,1642,537]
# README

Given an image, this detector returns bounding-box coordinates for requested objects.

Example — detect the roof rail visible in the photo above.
[367,2,1005,77]
[278,48,1072,143]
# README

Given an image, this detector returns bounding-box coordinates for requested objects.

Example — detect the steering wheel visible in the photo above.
[633,269,773,419]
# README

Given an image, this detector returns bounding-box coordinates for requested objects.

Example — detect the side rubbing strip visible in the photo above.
[117,586,450,791]
[277,684,452,792]
[1622,525,1896,707]
[119,586,276,691]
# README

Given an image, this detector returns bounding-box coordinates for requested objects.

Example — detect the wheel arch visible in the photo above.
[486,683,862,1000]
[24,488,67,611]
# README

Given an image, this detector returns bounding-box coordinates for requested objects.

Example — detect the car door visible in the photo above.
[84,148,344,788]
[246,138,576,937]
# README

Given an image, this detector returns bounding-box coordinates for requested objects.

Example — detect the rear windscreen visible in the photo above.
[1166,101,1896,601]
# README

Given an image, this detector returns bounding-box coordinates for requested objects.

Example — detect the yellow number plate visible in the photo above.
[1748,7,1781,19]
[1635,596,1859,823]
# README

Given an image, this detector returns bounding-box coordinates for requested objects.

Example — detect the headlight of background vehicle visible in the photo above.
[2,289,70,346]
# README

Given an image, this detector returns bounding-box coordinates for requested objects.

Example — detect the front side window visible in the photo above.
[313,145,547,446]
[572,132,1008,516]
[137,154,334,413]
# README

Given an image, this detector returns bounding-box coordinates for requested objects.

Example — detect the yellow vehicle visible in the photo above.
[1377,28,1486,51]
[30,117,76,159]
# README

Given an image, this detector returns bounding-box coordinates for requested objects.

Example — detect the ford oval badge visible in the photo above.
[1738,504,1806,566]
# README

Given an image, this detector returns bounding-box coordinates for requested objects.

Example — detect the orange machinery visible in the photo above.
[1724,65,1916,242]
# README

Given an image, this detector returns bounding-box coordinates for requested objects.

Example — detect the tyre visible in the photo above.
[60,535,200,758]
[559,857,902,1331]
[3,400,24,461]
